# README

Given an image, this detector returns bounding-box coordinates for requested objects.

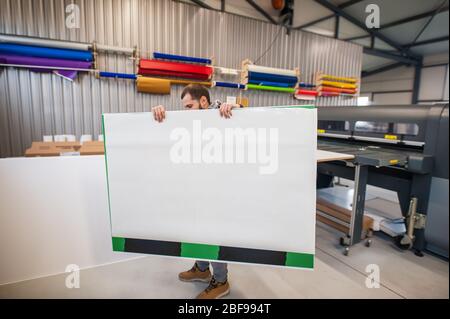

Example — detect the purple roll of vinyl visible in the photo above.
[0,54,92,80]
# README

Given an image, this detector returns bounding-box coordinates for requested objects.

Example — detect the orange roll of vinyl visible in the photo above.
[320,86,357,94]
[136,76,171,94]
[170,79,212,87]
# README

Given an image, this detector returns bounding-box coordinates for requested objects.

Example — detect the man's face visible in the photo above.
[182,93,208,110]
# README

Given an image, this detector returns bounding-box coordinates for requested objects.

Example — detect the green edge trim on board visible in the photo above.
[116,236,314,269]
[181,242,220,260]
[112,237,125,252]
[272,105,316,109]
[102,114,114,233]
[285,252,314,268]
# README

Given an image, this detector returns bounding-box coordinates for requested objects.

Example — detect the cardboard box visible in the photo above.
[316,198,373,239]
[25,142,81,157]
[79,141,105,155]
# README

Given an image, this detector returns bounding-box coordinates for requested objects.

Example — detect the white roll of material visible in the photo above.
[0,34,90,51]
[247,64,296,77]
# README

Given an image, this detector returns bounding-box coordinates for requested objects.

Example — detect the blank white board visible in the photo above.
[103,107,317,268]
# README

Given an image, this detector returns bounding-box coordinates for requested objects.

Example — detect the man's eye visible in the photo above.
[186,105,192,108]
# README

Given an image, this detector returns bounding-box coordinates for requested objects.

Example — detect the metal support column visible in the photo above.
[349,164,368,245]
[412,61,423,104]
[335,15,340,39]
[341,164,369,255]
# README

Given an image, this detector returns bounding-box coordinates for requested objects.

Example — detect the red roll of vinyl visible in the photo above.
[138,59,213,80]
[295,89,318,96]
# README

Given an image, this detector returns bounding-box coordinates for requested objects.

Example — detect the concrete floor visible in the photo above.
[0,223,448,299]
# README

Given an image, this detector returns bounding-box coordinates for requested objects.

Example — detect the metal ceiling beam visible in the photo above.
[362,62,405,77]
[410,0,448,46]
[245,0,278,25]
[314,0,421,61]
[294,0,364,30]
[363,47,420,65]
[344,5,449,40]
[294,15,334,30]
[339,0,365,9]
[189,0,214,10]
[343,34,370,41]
[379,6,449,30]
[402,35,449,48]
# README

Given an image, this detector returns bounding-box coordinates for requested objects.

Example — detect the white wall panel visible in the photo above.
[418,65,448,101]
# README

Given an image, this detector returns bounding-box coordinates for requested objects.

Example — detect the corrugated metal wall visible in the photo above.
[0,0,362,158]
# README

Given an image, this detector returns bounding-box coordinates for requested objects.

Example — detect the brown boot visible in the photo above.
[178,263,212,283]
[196,278,230,299]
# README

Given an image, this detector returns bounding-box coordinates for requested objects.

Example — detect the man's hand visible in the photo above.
[152,105,166,122]
[219,103,238,119]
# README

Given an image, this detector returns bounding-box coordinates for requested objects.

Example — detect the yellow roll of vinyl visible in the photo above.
[319,74,357,84]
[136,76,171,94]
[319,80,358,89]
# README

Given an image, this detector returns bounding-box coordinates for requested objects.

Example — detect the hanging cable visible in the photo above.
[254,26,284,64]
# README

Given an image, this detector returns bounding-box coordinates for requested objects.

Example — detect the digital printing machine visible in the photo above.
[316,104,449,258]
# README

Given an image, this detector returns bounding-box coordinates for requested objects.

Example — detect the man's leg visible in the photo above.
[196,261,210,272]
[196,262,230,299]
[211,262,228,283]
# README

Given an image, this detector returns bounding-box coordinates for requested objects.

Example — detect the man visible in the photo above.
[151,84,241,299]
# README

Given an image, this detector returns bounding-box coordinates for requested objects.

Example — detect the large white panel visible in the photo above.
[0,156,139,285]
[103,108,317,257]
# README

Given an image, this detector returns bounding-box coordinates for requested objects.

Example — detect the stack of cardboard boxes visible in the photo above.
[25,141,104,157]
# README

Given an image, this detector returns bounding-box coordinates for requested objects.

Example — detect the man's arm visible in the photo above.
[152,105,166,122]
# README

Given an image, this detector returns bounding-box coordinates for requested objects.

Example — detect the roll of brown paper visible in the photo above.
[136,76,171,94]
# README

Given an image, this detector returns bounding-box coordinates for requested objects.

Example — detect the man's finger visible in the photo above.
[226,106,232,118]
[157,109,163,122]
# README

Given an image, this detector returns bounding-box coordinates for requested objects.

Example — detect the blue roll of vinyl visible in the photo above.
[0,43,93,61]
[99,72,137,79]
[153,52,211,64]
[214,81,246,89]
[248,71,297,86]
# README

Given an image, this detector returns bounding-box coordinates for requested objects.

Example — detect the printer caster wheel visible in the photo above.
[343,246,350,256]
